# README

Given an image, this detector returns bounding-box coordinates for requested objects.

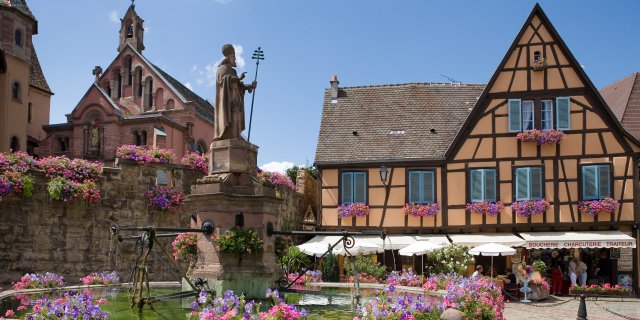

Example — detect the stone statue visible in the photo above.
[214,44,257,141]
[90,118,100,150]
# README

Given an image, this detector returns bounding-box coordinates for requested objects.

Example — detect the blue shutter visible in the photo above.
[598,165,610,198]
[556,97,570,130]
[354,172,366,203]
[423,171,435,203]
[409,171,420,203]
[341,172,353,204]
[530,167,543,200]
[508,99,522,132]
[582,166,598,200]
[485,169,496,202]
[470,170,483,202]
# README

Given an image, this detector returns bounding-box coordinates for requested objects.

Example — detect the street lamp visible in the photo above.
[379,165,388,185]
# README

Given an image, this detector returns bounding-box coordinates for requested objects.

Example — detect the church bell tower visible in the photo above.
[118,2,145,53]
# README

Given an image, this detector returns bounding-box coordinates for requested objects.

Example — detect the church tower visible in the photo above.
[118,2,145,53]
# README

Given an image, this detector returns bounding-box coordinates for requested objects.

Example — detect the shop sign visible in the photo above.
[617,248,633,272]
[526,240,636,249]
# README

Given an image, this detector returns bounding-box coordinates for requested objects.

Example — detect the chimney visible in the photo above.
[330,75,339,103]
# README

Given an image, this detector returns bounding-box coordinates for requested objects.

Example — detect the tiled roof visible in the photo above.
[315,83,485,165]
[152,64,215,123]
[600,73,640,139]
[0,0,36,22]
[29,46,51,93]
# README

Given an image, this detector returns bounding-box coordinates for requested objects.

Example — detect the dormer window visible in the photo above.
[15,30,23,47]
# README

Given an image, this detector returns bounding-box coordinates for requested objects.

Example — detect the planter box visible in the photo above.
[529,286,549,301]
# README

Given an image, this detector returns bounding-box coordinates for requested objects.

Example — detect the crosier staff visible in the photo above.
[247,47,264,143]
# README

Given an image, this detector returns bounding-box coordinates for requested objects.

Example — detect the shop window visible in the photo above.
[581,164,611,200]
[515,167,543,201]
[341,171,367,204]
[407,170,435,204]
[469,169,496,202]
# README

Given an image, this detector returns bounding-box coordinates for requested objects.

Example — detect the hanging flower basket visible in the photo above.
[465,201,504,217]
[337,203,369,218]
[532,57,548,71]
[516,129,565,145]
[403,202,439,217]
[578,198,619,216]
[511,199,550,218]
[180,152,208,174]
[146,186,185,211]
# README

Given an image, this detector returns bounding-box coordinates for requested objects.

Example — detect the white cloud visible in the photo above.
[193,44,246,88]
[260,161,295,174]
[109,11,120,24]
[184,82,193,91]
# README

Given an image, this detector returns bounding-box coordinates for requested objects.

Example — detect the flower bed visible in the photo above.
[385,268,422,287]
[442,277,505,320]
[189,289,308,320]
[578,198,619,216]
[12,273,65,290]
[347,273,382,284]
[337,203,370,218]
[261,171,296,190]
[516,129,565,145]
[355,285,442,320]
[422,273,463,291]
[181,152,208,174]
[287,270,323,285]
[172,232,198,261]
[215,227,264,259]
[116,145,175,164]
[145,186,185,211]
[23,291,109,319]
[570,283,631,296]
[80,271,120,285]
[38,155,102,203]
[466,201,504,217]
[0,152,37,200]
[403,202,439,217]
[511,199,550,218]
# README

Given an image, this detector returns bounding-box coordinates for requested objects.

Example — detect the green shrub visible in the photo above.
[425,243,475,276]
[321,251,340,282]
[279,246,311,274]
[343,255,386,280]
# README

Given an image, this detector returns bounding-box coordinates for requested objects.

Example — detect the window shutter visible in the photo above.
[582,166,597,200]
[470,170,483,202]
[423,171,435,203]
[341,172,353,204]
[556,97,570,130]
[515,168,528,201]
[485,169,497,202]
[508,99,522,132]
[409,171,421,203]
[354,172,366,203]
[598,165,611,198]
[531,167,543,200]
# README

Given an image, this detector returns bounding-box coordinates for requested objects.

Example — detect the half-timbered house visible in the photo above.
[314,4,639,293]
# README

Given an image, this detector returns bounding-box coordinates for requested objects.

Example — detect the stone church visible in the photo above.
[0,0,52,155]
[40,3,214,163]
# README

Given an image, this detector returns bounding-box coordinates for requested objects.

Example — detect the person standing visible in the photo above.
[551,263,563,295]
[578,257,588,285]
[595,251,611,284]
[569,256,578,287]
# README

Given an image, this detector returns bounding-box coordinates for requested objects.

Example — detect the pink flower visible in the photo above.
[4,310,14,317]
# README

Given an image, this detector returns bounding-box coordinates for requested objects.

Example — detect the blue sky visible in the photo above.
[30,0,640,172]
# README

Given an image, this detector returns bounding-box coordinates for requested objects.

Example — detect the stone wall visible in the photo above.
[0,161,318,286]
[0,161,201,286]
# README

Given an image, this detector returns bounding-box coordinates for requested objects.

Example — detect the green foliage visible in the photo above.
[21,175,34,198]
[532,259,546,274]
[343,255,387,280]
[279,246,311,274]
[215,228,263,259]
[321,251,340,282]
[285,165,318,184]
[425,244,475,276]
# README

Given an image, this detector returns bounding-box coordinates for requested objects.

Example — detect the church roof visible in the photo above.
[1,0,37,25]
[152,63,215,122]
[29,46,52,94]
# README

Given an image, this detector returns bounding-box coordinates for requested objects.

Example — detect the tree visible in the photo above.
[425,244,475,276]
[285,165,318,185]
[321,251,340,282]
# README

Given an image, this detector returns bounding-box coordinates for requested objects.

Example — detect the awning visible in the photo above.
[448,233,526,247]
[297,235,446,256]
[519,231,636,249]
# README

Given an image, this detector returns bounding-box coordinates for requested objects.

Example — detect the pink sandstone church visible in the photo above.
[39,3,214,163]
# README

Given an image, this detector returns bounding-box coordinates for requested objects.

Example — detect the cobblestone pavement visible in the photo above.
[503,296,640,320]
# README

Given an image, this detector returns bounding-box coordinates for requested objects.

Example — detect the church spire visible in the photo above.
[118,2,144,53]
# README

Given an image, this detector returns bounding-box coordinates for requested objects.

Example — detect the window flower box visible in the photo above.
[516,129,565,145]
[337,203,369,218]
[532,57,548,71]
[578,198,619,216]
[511,199,550,218]
[465,201,504,217]
[403,202,439,217]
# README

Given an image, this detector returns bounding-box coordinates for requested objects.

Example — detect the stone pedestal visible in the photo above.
[209,139,258,175]
[187,185,281,298]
